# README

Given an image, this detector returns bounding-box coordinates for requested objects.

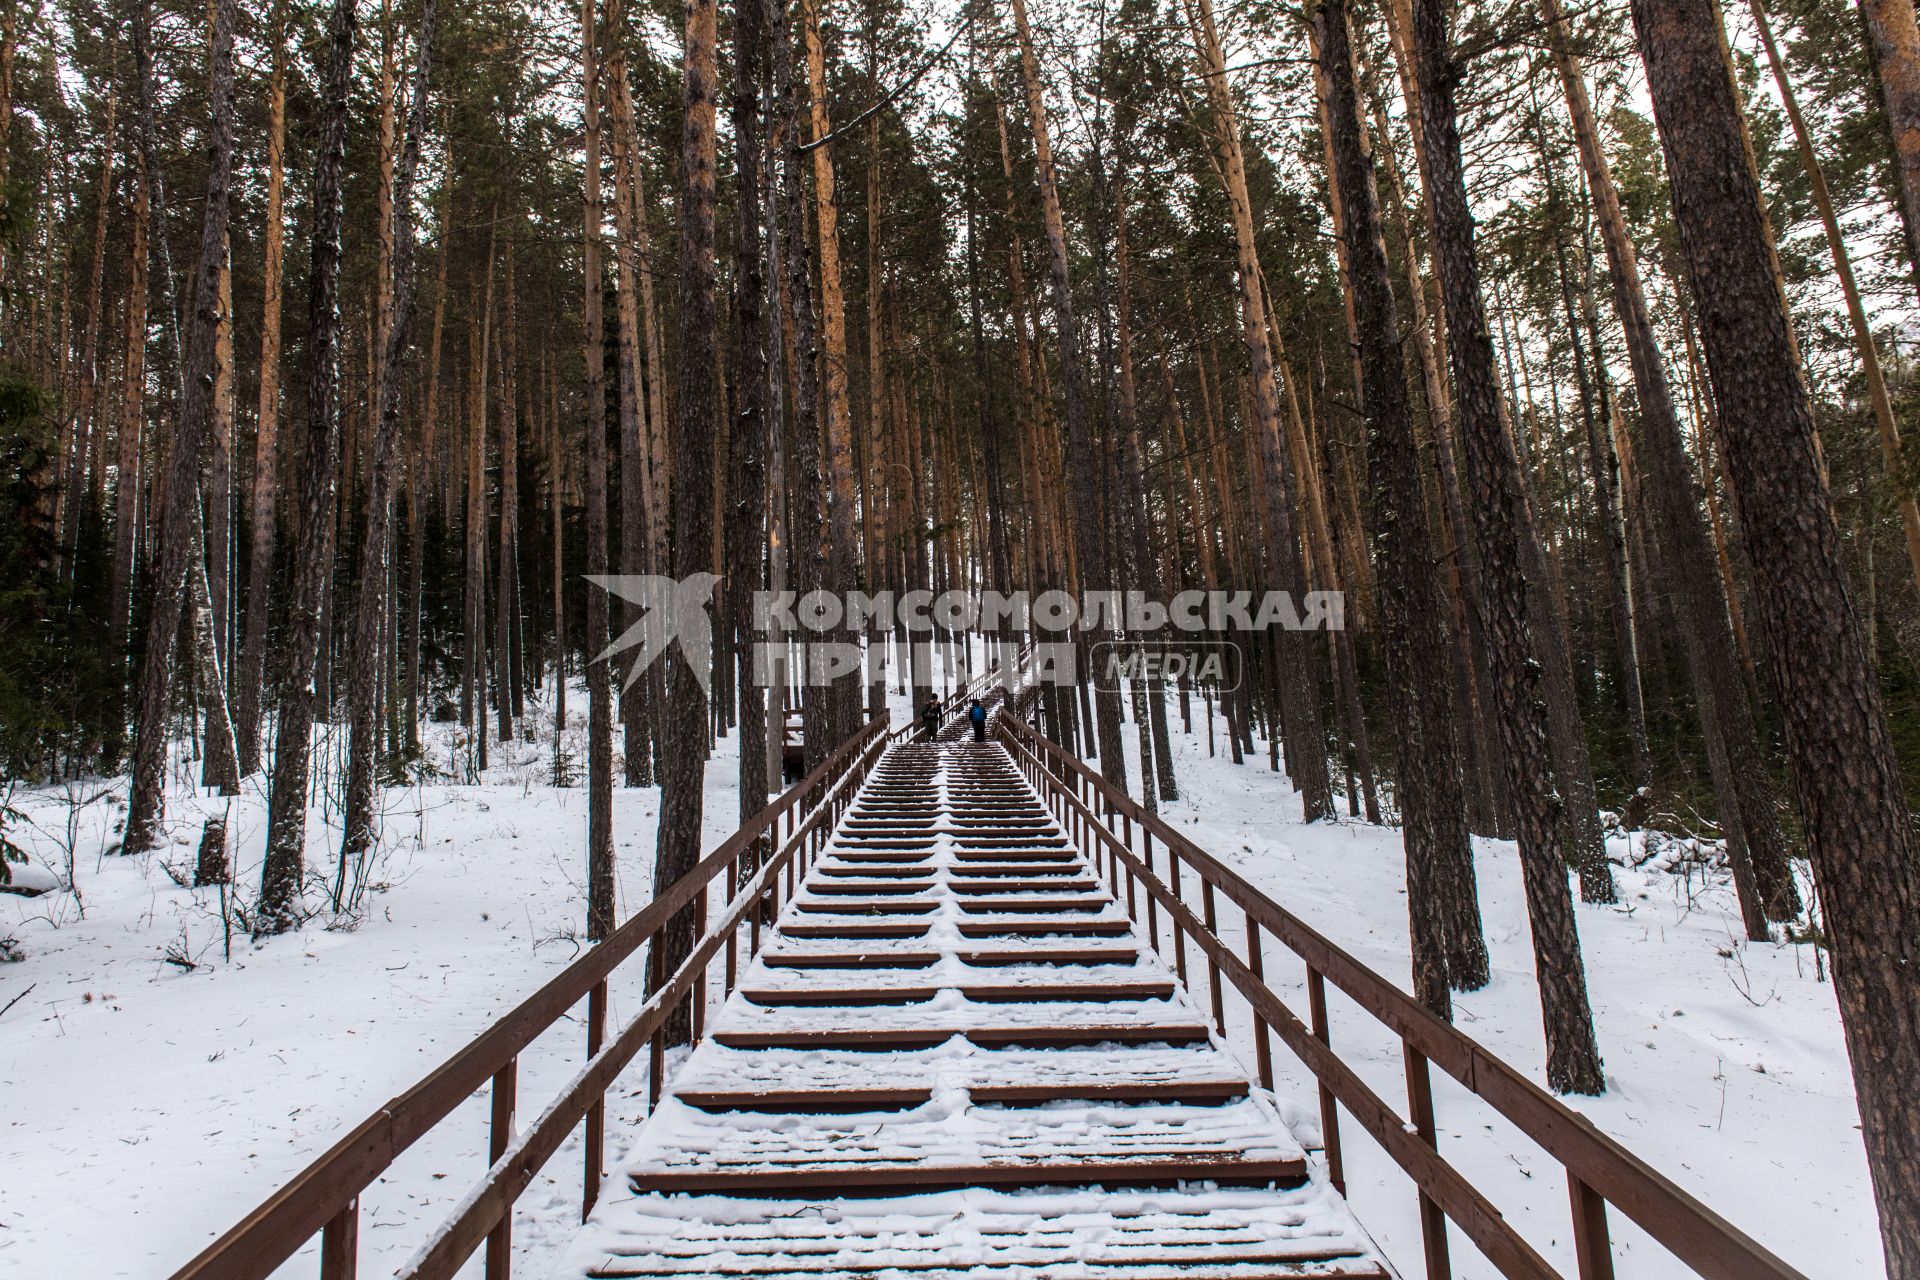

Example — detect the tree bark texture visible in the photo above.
[1545,0,1798,926]
[1631,0,1920,1264]
[1406,0,1606,1092]
[654,0,719,1046]
[258,0,356,929]
[122,0,238,854]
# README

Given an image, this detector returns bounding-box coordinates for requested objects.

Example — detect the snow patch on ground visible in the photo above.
[1123,708,1870,1279]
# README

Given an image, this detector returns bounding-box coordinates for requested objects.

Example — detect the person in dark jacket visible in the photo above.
[968,699,987,742]
[921,696,941,741]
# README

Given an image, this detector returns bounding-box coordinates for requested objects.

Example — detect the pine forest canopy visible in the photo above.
[4,0,1920,1270]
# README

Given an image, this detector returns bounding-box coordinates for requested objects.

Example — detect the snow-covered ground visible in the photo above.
[0,666,1874,1279]
[1115,716,1870,1280]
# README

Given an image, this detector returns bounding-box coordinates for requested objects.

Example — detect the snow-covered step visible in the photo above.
[554,1187,1386,1279]
[619,1097,1308,1193]
[550,739,1385,1280]
[666,1042,1261,1099]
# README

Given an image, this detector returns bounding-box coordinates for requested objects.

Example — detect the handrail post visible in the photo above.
[1305,965,1342,1195]
[692,887,710,1044]
[1569,1174,1617,1280]
[319,1197,358,1280]
[1164,844,1183,981]
[1123,836,1139,923]
[725,922,738,997]
[1142,825,1160,950]
[1200,880,1224,1030]
[1403,1044,1452,1279]
[648,948,666,1109]
[584,977,607,1218]
[486,1058,517,1275]
[1245,911,1276,1093]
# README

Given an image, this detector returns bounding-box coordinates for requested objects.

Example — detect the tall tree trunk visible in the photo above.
[1854,0,1920,304]
[1403,0,1605,1091]
[729,0,770,820]
[800,0,863,748]
[1530,116,1651,795]
[1314,0,1480,1022]
[235,7,287,777]
[340,0,437,883]
[1631,0,1920,1266]
[964,69,1012,678]
[203,255,239,796]
[604,7,655,786]
[865,42,888,723]
[464,261,494,773]
[1571,254,1652,794]
[582,0,615,941]
[121,0,238,853]
[60,87,113,575]
[1008,0,1128,792]
[406,153,449,761]
[776,0,829,776]
[1544,0,1797,927]
[496,242,521,742]
[0,4,11,291]
[1751,0,1920,598]
[1186,0,1331,818]
[189,505,240,793]
[619,73,670,612]
[257,0,355,928]
[1113,166,1179,804]
[1377,0,1514,840]
[653,0,719,1046]
[108,0,156,672]
[547,356,567,775]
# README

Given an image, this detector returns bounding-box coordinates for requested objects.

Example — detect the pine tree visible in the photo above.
[257,0,357,931]
[1632,0,1920,1262]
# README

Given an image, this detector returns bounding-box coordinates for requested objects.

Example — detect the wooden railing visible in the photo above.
[996,714,1809,1280]
[169,712,895,1280]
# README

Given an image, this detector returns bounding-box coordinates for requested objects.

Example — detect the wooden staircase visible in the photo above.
[552,739,1388,1279]
[166,708,1810,1280]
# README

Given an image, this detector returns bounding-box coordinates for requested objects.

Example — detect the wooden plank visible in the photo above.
[955,919,1133,938]
[739,986,941,1006]
[969,1079,1246,1105]
[760,951,943,969]
[955,896,1111,914]
[957,981,1175,1002]
[778,923,932,940]
[794,900,940,915]
[674,1088,932,1113]
[626,1156,1308,1196]
[711,1023,1208,1050]
[956,947,1140,966]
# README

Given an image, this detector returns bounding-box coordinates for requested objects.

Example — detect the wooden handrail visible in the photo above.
[170,712,892,1280]
[997,713,1809,1280]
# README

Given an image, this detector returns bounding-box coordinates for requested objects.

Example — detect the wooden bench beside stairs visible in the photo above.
[166,691,1812,1280]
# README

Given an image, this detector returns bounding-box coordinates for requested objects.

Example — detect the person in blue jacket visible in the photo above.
[968,699,987,742]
